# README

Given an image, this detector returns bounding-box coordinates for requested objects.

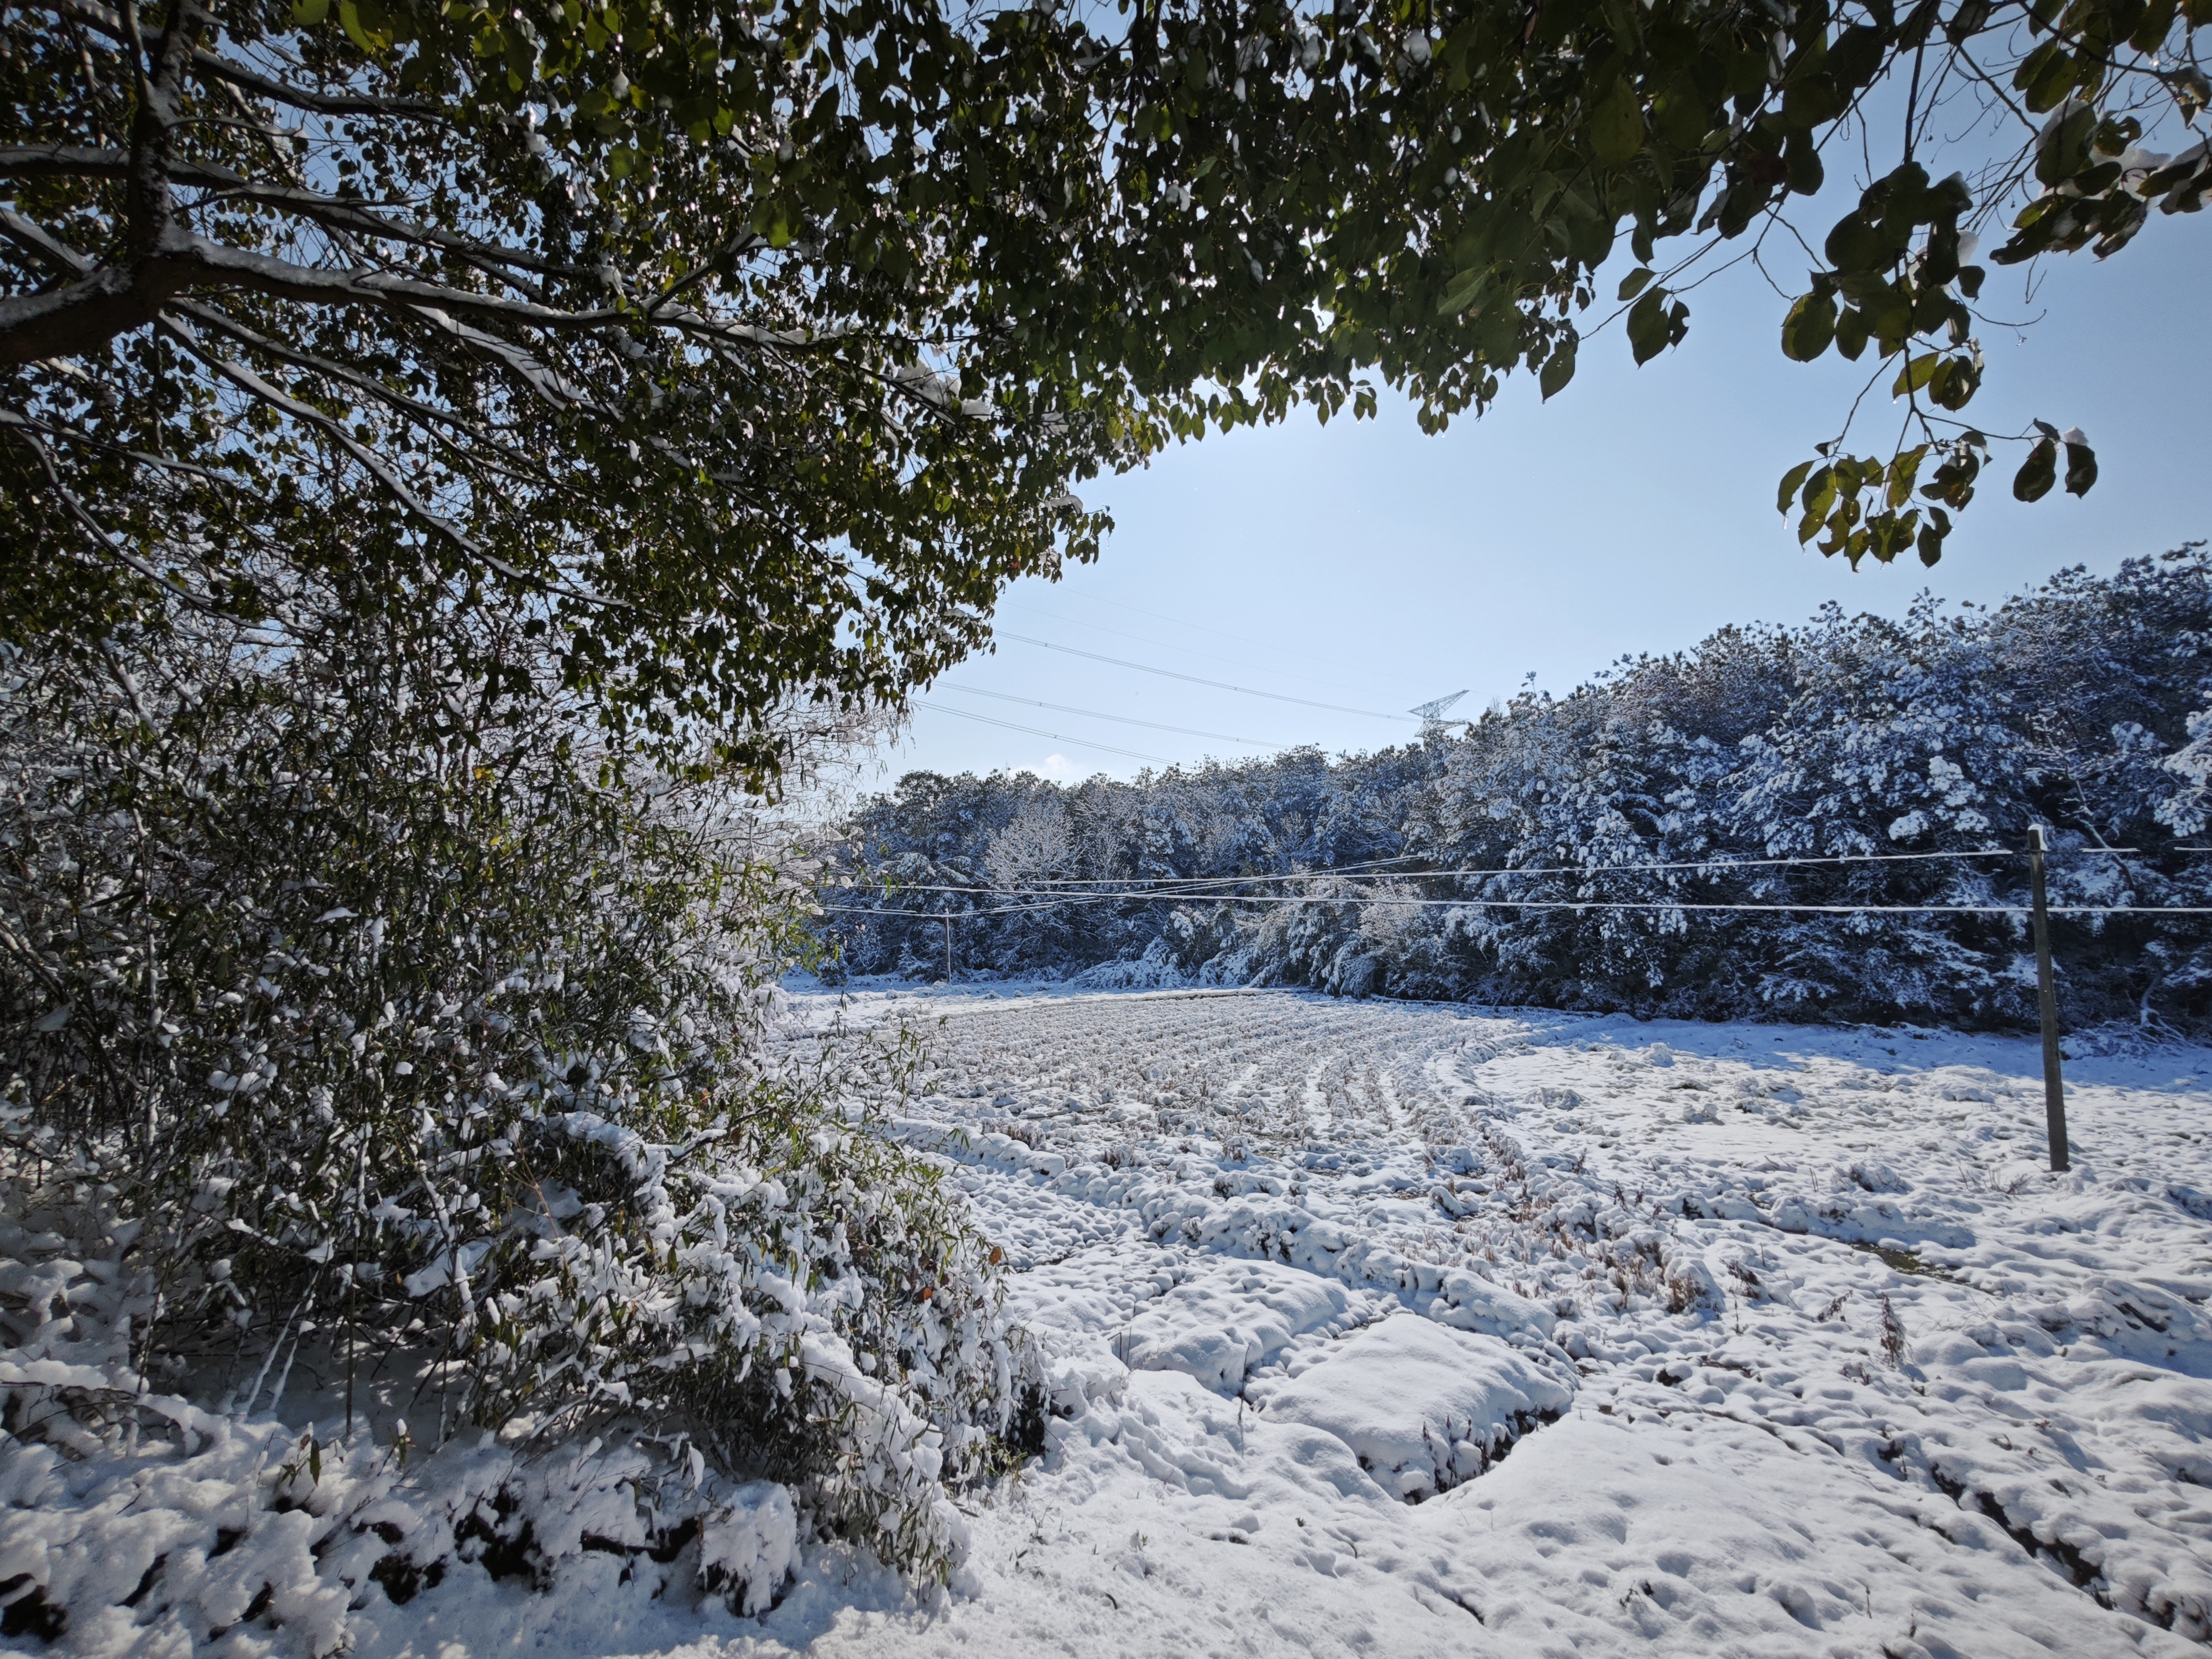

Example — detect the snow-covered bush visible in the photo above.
[1,602,1036,1595]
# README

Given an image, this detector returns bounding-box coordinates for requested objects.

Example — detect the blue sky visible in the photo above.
[869,208,2210,791]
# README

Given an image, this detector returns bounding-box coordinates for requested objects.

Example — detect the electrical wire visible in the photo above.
[821,840,2212,918]
[994,632,1417,723]
[821,894,2212,919]
[998,599,1401,705]
[831,843,2180,899]
[912,700,1172,764]
[1014,592,1282,652]
[936,684,1270,747]
[904,852,1431,886]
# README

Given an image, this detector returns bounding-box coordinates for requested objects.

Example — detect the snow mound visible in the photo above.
[1118,1260,1353,1392]
[698,1483,798,1615]
[1067,940,1187,991]
[1253,1314,1571,1501]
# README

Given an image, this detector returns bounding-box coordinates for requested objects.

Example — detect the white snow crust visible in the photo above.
[1255,1314,1571,1499]
[8,979,2212,1657]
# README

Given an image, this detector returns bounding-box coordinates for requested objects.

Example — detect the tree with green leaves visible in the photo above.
[3,0,2206,1601]
[6,0,2206,776]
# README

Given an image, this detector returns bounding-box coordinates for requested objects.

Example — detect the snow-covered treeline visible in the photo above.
[826,550,2212,1032]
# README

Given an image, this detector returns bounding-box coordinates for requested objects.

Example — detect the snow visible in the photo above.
[700,1486,801,1616]
[1254,1315,1571,1499]
[8,979,2212,1656]
[1113,1258,1353,1393]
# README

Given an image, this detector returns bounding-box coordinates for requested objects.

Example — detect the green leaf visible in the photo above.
[2034,105,2097,181]
[1626,288,1672,364]
[1557,191,1617,267]
[1785,133,1826,195]
[1824,212,1891,273]
[1778,460,1815,515]
[292,0,331,22]
[2129,0,2179,50]
[1927,352,1981,411]
[1890,353,1939,397]
[2063,434,2098,495]
[2012,436,2058,502]
[1834,306,1871,361]
[1885,445,1928,508]
[1780,291,1837,361]
[1827,25,1886,88]
[1588,80,1646,169]
[1540,337,1578,400]
[336,1,382,52]
[2018,41,2082,114]
[1616,267,1656,302]
[1439,268,1489,315]
[1651,85,1708,152]
[1802,463,1839,523]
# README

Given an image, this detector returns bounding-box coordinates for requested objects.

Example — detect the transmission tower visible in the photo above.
[1409,690,1469,738]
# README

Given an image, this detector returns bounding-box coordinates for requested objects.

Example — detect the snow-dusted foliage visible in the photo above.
[0,1204,812,1650]
[828,550,2212,1030]
[0,603,1039,1646]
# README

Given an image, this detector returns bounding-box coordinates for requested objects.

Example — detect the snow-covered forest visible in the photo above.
[828,550,2212,1033]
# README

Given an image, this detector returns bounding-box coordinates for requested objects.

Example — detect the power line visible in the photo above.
[825,839,2212,917]
[1018,592,1280,652]
[885,852,1430,887]
[822,893,2212,919]
[936,684,1270,747]
[833,843,2178,898]
[999,599,1396,706]
[912,700,1172,765]
[994,632,1417,723]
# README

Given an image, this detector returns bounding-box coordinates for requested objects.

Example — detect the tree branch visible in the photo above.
[168,296,540,460]
[41,0,448,119]
[0,145,597,281]
[0,233,632,363]
[0,407,230,607]
[122,0,200,265]
[0,204,96,275]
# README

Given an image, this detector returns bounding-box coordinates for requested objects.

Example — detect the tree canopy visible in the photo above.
[5,0,2205,774]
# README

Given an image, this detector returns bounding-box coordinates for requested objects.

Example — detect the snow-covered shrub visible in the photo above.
[0,1210,827,1647]
[0,604,1034,1590]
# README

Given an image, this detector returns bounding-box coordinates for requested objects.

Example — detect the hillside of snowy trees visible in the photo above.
[825,550,2212,1035]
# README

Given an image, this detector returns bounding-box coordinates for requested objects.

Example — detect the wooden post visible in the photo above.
[943,912,952,981]
[2028,826,2069,1173]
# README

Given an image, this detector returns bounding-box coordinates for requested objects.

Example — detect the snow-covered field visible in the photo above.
[11,981,2212,1657]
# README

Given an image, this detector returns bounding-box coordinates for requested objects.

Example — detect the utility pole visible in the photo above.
[2028,826,2069,1172]
[943,912,953,982]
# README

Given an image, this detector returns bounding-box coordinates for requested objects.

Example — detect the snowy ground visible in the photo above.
[11,981,2212,1657]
